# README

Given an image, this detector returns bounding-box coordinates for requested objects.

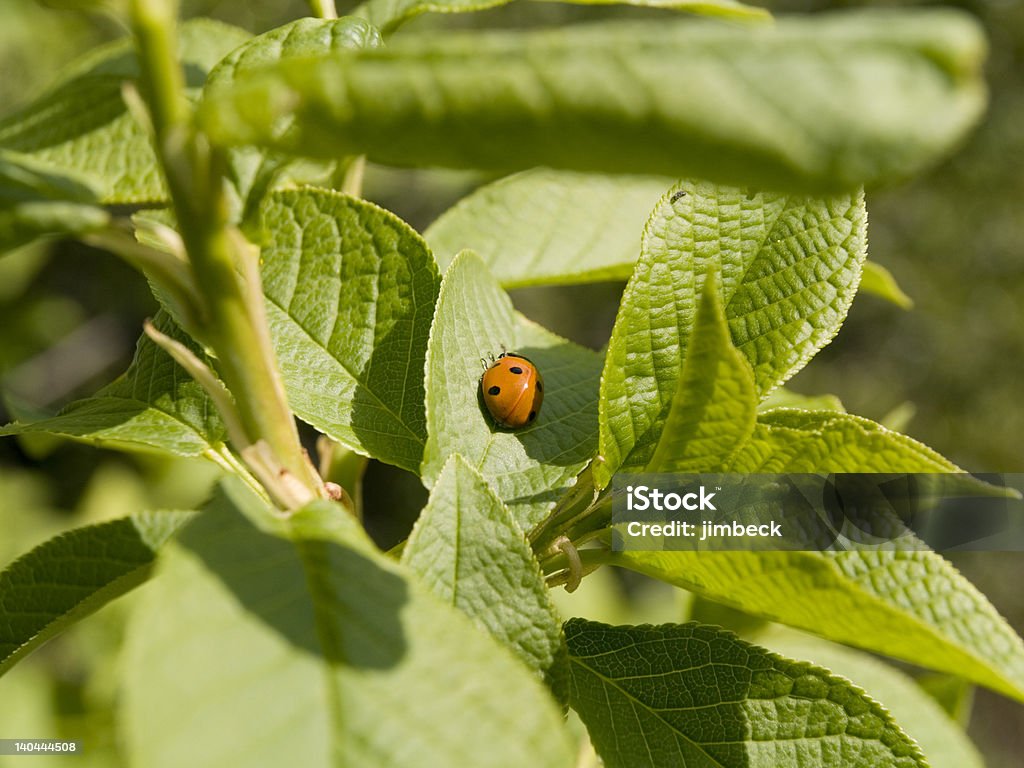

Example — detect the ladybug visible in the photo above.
[480,352,544,429]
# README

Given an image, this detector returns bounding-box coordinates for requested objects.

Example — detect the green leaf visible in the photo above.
[0,150,108,254]
[759,387,846,413]
[0,511,194,678]
[613,407,1024,699]
[202,17,382,224]
[356,0,767,39]
[259,187,440,473]
[597,182,865,487]
[729,409,959,472]
[421,251,601,528]
[0,19,251,203]
[879,402,917,433]
[204,17,381,93]
[0,312,226,457]
[915,673,973,725]
[611,545,1024,702]
[122,480,575,768]
[860,260,914,310]
[534,0,769,19]
[751,627,984,768]
[200,11,986,193]
[353,0,504,37]
[402,454,562,676]
[565,619,925,768]
[646,272,758,472]
[202,17,381,218]
[424,169,670,288]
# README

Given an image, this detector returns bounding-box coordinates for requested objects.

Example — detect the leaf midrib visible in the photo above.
[569,653,730,768]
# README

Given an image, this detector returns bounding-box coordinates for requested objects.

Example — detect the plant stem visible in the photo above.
[529,463,603,551]
[317,437,368,520]
[128,0,325,509]
[308,0,338,19]
[143,319,250,452]
[184,153,325,506]
[337,155,367,197]
[129,0,186,146]
[83,226,206,338]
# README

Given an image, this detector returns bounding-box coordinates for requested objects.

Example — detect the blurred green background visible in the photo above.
[0,0,1021,765]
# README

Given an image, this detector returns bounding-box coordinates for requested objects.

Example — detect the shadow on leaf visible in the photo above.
[180,484,409,671]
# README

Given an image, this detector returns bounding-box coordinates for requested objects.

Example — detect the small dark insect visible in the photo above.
[670,190,687,203]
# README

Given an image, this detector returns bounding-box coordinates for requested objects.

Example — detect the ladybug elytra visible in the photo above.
[480,352,544,429]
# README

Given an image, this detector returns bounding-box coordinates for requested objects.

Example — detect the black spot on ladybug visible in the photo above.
[528,411,536,421]
[536,381,543,392]
[509,366,524,375]
[488,385,501,396]
[670,190,687,203]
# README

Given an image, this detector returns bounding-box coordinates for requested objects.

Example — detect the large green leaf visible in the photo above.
[421,251,601,529]
[534,0,767,18]
[728,409,959,472]
[424,169,670,288]
[200,11,985,193]
[356,0,767,42]
[203,17,382,223]
[122,480,575,768]
[259,187,440,472]
[6,188,440,472]
[612,546,1024,702]
[353,0,503,36]
[597,182,865,487]
[0,511,194,678]
[204,17,381,93]
[751,627,984,768]
[403,454,562,676]
[0,311,226,458]
[759,388,845,413]
[565,619,925,768]
[0,150,108,254]
[612,406,1024,700]
[0,19,251,203]
[646,272,758,472]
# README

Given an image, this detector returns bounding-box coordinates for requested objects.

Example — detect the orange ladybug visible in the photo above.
[480,352,544,429]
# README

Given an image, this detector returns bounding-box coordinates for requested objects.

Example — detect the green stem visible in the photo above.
[308,0,338,19]
[128,0,324,510]
[83,228,201,331]
[143,319,250,452]
[337,155,367,197]
[205,446,270,505]
[528,464,611,557]
[317,436,368,520]
[129,0,186,146]
[541,548,611,586]
[180,153,324,505]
